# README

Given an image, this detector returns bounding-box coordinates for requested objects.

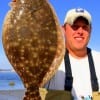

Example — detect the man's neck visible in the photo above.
[67,48,87,59]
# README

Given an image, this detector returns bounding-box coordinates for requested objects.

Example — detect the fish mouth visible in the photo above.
[12,0,16,2]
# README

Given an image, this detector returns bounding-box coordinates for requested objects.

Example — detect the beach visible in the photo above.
[0,90,25,100]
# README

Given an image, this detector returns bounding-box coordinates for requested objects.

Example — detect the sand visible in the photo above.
[0,89,25,100]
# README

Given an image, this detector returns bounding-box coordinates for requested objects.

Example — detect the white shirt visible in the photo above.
[44,50,100,99]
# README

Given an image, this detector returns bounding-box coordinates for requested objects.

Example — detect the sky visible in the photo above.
[0,0,100,70]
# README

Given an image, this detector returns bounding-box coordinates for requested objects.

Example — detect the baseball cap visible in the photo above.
[64,8,92,25]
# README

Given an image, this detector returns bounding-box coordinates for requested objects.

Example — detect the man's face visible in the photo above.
[63,17,91,51]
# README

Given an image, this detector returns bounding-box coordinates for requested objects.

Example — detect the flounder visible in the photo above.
[2,0,65,99]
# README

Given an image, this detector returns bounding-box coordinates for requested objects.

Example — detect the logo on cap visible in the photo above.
[75,8,84,13]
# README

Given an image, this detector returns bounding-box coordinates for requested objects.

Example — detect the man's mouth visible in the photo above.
[74,37,84,41]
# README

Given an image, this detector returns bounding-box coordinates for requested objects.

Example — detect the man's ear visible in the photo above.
[61,25,66,36]
[90,25,92,34]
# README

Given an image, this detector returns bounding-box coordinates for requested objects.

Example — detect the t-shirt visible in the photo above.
[44,50,100,99]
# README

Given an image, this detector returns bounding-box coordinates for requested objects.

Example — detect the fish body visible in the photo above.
[2,0,65,99]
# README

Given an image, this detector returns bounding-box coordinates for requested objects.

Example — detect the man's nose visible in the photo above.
[77,27,83,35]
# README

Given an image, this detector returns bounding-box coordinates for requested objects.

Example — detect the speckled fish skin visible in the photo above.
[2,0,65,99]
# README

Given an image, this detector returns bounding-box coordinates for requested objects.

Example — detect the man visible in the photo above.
[44,8,100,99]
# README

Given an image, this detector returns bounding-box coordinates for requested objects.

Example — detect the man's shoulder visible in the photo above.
[91,49,100,55]
[91,49,100,59]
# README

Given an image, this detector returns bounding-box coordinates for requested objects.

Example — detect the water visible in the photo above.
[0,71,25,90]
